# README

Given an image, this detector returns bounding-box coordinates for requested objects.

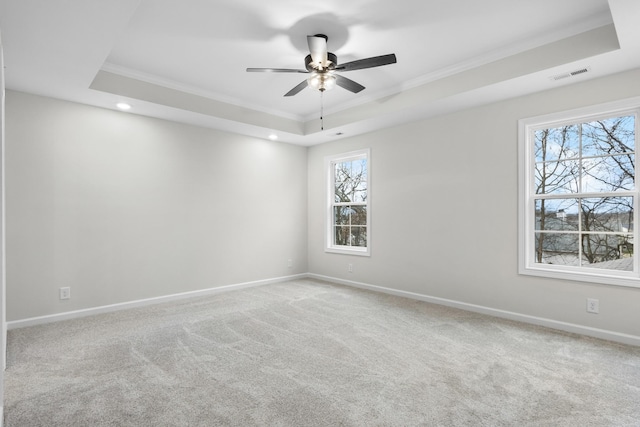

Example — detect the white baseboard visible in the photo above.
[308,273,640,347]
[7,274,307,330]
[7,272,640,347]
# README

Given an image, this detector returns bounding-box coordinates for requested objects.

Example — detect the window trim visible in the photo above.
[325,148,371,256]
[518,97,640,288]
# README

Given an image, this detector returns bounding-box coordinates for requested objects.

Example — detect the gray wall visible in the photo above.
[5,91,308,321]
[308,68,640,338]
[6,68,640,339]
[0,30,6,414]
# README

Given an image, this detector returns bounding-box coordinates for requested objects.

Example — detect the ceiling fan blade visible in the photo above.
[335,54,397,72]
[307,35,328,67]
[284,80,309,97]
[335,74,365,93]
[246,68,308,73]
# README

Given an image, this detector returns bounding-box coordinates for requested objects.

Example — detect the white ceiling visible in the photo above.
[1,0,639,145]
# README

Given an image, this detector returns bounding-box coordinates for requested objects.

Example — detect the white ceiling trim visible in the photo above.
[100,11,616,126]
[101,61,303,122]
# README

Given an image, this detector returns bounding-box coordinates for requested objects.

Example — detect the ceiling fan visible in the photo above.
[247,34,397,97]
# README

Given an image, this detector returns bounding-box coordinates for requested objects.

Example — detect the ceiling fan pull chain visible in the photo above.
[320,91,324,131]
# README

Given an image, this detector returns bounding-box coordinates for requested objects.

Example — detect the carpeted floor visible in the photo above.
[4,279,640,426]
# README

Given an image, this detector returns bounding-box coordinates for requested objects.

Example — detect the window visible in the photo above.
[519,99,639,287]
[326,149,370,256]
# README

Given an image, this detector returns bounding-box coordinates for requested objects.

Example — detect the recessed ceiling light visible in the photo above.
[268,134,278,141]
[116,102,131,110]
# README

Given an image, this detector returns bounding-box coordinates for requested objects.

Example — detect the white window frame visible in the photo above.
[325,149,371,256]
[518,97,640,288]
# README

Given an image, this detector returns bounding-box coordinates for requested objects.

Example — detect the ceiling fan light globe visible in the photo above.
[323,74,336,91]
[307,74,320,90]
[307,74,336,92]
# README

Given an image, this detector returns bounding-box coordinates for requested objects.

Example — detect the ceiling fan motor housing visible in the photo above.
[305,52,337,72]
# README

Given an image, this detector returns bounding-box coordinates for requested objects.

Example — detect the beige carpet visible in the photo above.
[4,279,640,426]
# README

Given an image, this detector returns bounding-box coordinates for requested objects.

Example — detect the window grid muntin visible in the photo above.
[332,203,367,247]
[534,195,634,269]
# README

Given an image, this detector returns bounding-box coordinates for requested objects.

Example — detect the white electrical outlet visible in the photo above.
[348,263,353,273]
[287,259,293,268]
[59,287,71,300]
[586,298,599,314]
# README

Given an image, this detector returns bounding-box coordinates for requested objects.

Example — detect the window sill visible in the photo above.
[519,264,640,289]
[325,247,370,257]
